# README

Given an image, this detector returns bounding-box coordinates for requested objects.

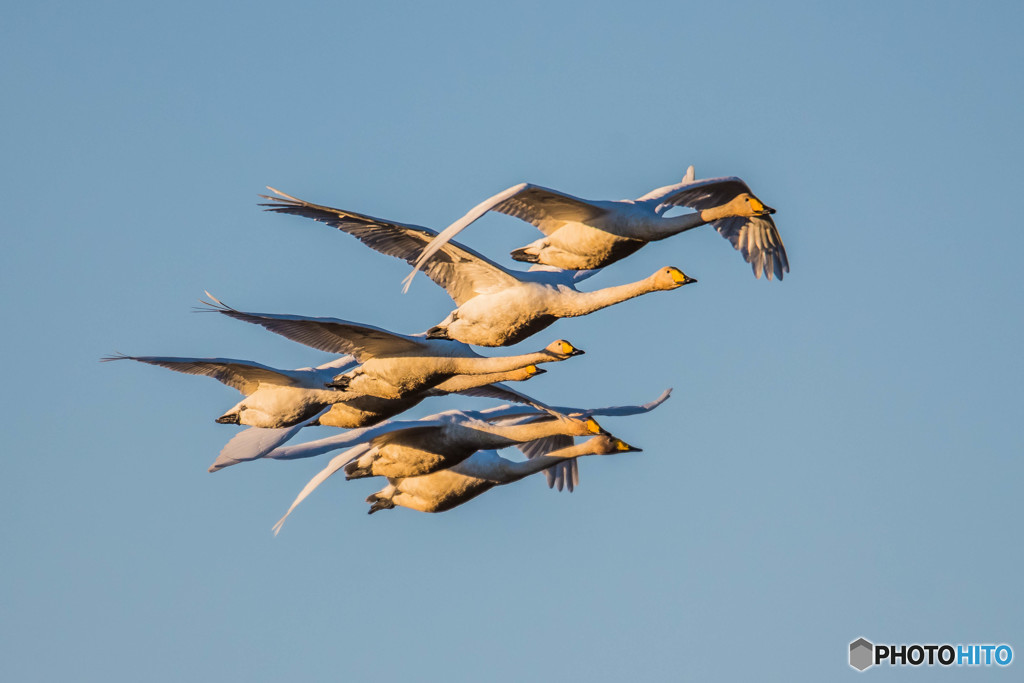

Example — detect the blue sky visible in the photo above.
[3,1,1022,680]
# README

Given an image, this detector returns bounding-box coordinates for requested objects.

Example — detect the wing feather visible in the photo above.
[102,353,302,394]
[261,188,521,303]
[655,177,789,280]
[272,444,373,535]
[200,294,424,360]
[405,183,607,288]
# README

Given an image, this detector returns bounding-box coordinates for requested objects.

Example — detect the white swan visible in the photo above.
[103,353,547,431]
[361,435,640,515]
[270,389,670,531]
[200,294,584,396]
[102,353,358,428]
[261,189,696,347]
[209,364,556,472]
[405,167,787,281]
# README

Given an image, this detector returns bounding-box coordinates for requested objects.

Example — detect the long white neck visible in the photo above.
[493,439,603,483]
[483,419,581,446]
[554,275,662,317]
[638,211,707,241]
[434,368,533,392]
[448,350,558,376]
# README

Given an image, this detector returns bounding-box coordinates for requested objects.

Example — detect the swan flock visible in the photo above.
[107,166,786,529]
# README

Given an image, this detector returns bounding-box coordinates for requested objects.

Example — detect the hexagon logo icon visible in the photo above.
[850,638,874,671]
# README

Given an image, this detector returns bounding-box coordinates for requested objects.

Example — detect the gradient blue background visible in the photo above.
[3,1,1021,680]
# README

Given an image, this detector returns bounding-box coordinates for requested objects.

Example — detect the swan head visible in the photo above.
[654,266,697,290]
[586,434,643,454]
[502,365,546,382]
[546,339,586,359]
[727,192,776,217]
[560,414,608,436]
[612,438,642,453]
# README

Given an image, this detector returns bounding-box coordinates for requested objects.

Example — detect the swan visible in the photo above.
[405,166,788,282]
[269,389,670,530]
[103,353,548,430]
[208,364,556,471]
[199,294,584,396]
[290,410,602,480]
[275,435,640,530]
[261,189,697,347]
[362,434,640,515]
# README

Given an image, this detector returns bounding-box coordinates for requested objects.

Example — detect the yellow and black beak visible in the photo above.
[750,197,776,215]
[670,268,697,286]
[559,340,585,357]
[614,439,642,453]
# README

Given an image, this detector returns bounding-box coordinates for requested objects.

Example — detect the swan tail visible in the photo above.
[343,450,376,480]
[425,325,451,340]
[366,488,395,514]
[510,246,540,263]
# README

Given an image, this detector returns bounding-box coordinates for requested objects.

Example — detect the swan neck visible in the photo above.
[560,277,657,317]
[650,212,707,239]
[500,440,596,482]
[450,351,552,375]
[487,419,573,443]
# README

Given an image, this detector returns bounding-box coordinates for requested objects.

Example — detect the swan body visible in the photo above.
[364,435,641,515]
[425,265,693,346]
[408,166,788,280]
[261,189,696,347]
[209,365,555,471]
[202,295,583,396]
[102,353,358,428]
[269,389,671,531]
[103,353,546,431]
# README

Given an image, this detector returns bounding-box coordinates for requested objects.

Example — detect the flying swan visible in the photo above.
[405,166,788,284]
[261,189,696,347]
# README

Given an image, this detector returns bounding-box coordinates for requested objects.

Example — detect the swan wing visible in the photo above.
[101,353,303,394]
[452,382,558,415]
[200,294,424,360]
[656,177,789,280]
[272,444,373,535]
[261,188,521,303]
[405,183,608,287]
[583,388,673,416]
[517,434,578,491]
[209,414,322,472]
[269,418,448,460]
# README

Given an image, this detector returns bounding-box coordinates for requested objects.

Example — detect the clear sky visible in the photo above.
[3,1,1022,680]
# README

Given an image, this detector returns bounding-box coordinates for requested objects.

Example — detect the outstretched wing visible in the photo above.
[101,353,303,394]
[579,388,673,417]
[261,188,521,303]
[517,432,578,492]
[656,177,789,281]
[200,294,424,360]
[266,418,447,461]
[406,182,608,287]
[272,443,373,536]
[209,413,323,472]
[451,382,559,417]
